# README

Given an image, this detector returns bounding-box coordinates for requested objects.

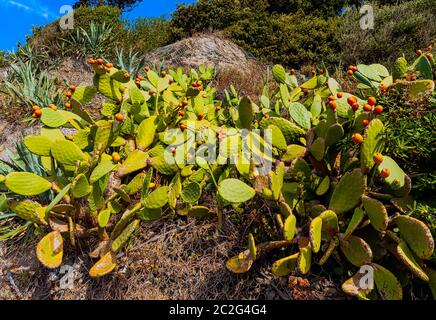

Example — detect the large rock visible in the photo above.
[144,34,263,72]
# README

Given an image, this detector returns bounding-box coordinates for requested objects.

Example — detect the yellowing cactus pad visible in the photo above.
[89,252,117,278]
[36,231,64,269]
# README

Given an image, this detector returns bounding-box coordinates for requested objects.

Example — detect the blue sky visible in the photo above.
[0,0,195,51]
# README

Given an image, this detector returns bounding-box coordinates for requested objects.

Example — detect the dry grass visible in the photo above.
[0,205,345,300]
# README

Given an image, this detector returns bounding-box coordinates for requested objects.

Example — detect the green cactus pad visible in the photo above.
[226,249,254,274]
[272,65,287,84]
[319,210,339,240]
[340,235,373,267]
[138,207,162,221]
[149,155,179,176]
[316,175,330,196]
[125,172,146,195]
[362,196,388,232]
[51,139,86,166]
[129,86,145,105]
[71,86,96,105]
[95,73,122,101]
[394,215,434,260]
[392,57,408,81]
[260,118,305,144]
[267,125,287,152]
[283,213,296,241]
[114,187,131,203]
[136,116,158,150]
[377,156,406,190]
[40,127,65,141]
[181,182,201,204]
[270,162,284,201]
[282,144,306,162]
[188,206,213,219]
[8,199,46,224]
[111,219,139,253]
[117,150,148,177]
[36,231,63,269]
[311,137,325,161]
[361,119,384,172]
[329,169,365,214]
[297,241,312,275]
[73,129,91,149]
[102,103,119,117]
[97,208,111,228]
[394,241,429,281]
[40,108,68,128]
[412,55,433,80]
[289,102,311,130]
[271,253,299,277]
[143,186,169,209]
[23,135,52,156]
[238,96,254,129]
[344,208,365,239]
[309,216,322,253]
[5,172,52,196]
[218,179,255,204]
[111,70,131,83]
[71,174,90,198]
[372,263,403,300]
[325,123,344,146]
[89,251,117,278]
[248,233,257,260]
[90,161,117,184]
[319,237,339,265]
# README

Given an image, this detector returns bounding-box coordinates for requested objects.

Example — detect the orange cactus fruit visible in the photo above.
[329,100,337,110]
[381,168,390,178]
[115,113,124,122]
[367,96,376,106]
[373,153,384,165]
[352,133,364,145]
[374,105,383,114]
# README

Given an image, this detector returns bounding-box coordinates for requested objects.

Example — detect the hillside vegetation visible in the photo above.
[0,0,435,300]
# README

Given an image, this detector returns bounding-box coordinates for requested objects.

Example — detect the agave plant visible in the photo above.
[2,60,63,108]
[0,50,434,300]
[115,48,146,79]
[61,22,113,59]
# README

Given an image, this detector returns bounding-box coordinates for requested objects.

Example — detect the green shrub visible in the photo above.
[229,12,340,67]
[123,17,171,53]
[336,0,436,67]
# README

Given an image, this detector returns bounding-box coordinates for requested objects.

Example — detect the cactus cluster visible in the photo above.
[0,51,435,300]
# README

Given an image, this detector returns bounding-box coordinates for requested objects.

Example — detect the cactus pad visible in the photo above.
[340,235,373,267]
[309,216,322,253]
[136,116,158,150]
[111,219,139,252]
[392,57,408,81]
[362,196,388,232]
[98,208,111,228]
[41,108,68,128]
[90,161,117,184]
[36,231,63,268]
[51,139,86,166]
[239,96,254,129]
[394,215,434,260]
[261,117,305,144]
[218,179,255,204]
[89,252,117,278]
[5,172,52,196]
[24,136,52,156]
[188,206,213,219]
[344,208,365,239]
[143,186,169,209]
[329,169,365,214]
[181,182,201,204]
[377,156,406,190]
[372,263,403,300]
[117,150,148,177]
[271,253,298,277]
[297,239,312,275]
[319,210,339,240]
[361,119,384,172]
[325,123,344,146]
[226,249,254,274]
[311,137,325,161]
[283,214,296,241]
[289,102,311,130]
[394,241,429,281]
[272,65,286,84]
[282,144,306,162]
[8,199,46,224]
[316,175,330,196]
[267,125,287,152]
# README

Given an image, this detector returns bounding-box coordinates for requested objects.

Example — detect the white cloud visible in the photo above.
[2,0,59,20]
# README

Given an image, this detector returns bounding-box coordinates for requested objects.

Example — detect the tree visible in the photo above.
[73,0,142,11]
